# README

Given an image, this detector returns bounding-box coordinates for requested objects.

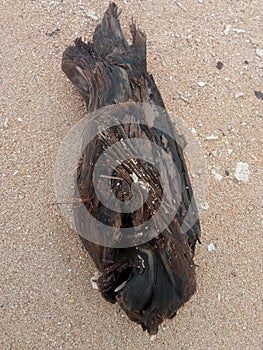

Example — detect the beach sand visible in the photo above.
[1,1,262,349]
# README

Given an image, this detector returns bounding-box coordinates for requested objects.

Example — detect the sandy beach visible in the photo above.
[1,1,262,349]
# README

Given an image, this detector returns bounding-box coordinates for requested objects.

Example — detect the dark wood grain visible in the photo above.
[61,2,201,334]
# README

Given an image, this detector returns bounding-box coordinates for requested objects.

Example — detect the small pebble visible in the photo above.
[4,118,8,128]
[200,202,209,210]
[255,49,263,58]
[227,148,233,155]
[86,10,99,21]
[255,91,263,100]
[48,28,60,37]
[223,24,231,35]
[234,162,250,183]
[208,243,215,252]
[197,81,206,87]
[216,61,223,70]
[225,170,230,176]
[214,173,223,182]
[205,135,218,141]
[235,92,244,98]
[90,279,98,290]
[233,28,245,34]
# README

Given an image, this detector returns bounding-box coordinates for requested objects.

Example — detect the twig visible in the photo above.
[172,0,187,12]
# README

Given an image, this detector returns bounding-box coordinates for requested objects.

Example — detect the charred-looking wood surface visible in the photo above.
[61,2,201,334]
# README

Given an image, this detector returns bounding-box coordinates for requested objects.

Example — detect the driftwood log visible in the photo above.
[61,2,201,334]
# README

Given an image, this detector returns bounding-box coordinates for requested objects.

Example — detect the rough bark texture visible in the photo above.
[61,2,201,334]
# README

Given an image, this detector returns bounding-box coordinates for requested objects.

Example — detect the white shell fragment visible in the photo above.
[205,135,218,141]
[4,118,8,128]
[256,49,263,58]
[200,201,209,210]
[233,28,246,34]
[223,24,231,35]
[234,162,251,183]
[208,243,216,252]
[235,92,244,98]
[214,173,223,182]
[197,81,206,87]
[86,10,100,21]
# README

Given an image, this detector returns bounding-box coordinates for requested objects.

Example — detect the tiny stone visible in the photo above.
[208,243,215,252]
[200,202,209,210]
[227,148,233,155]
[244,60,249,64]
[214,173,223,182]
[235,92,244,98]
[234,162,250,183]
[225,170,230,176]
[191,127,197,134]
[233,28,245,34]
[205,135,218,141]
[223,24,231,35]
[4,118,8,128]
[197,81,206,87]
[216,61,223,70]
[90,279,98,290]
[255,91,263,100]
[17,117,23,122]
[255,48,263,58]
[86,10,99,21]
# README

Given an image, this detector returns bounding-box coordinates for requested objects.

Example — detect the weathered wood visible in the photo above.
[62,2,201,334]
